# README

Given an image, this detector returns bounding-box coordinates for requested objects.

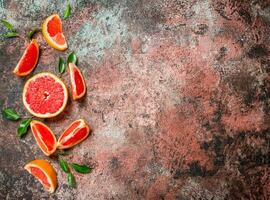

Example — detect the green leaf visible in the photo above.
[2,108,20,121]
[63,4,71,20]
[17,118,32,137]
[1,32,18,38]
[58,57,66,74]
[59,159,70,173]
[27,27,40,39]
[67,52,77,64]
[1,19,14,31]
[58,151,68,156]
[71,163,93,174]
[67,173,76,188]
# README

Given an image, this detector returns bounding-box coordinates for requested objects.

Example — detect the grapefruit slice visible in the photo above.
[42,14,67,51]
[23,72,68,118]
[30,120,57,156]
[69,63,86,100]
[57,119,90,149]
[24,159,57,193]
[13,39,39,76]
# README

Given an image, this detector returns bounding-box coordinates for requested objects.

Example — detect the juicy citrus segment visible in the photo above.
[29,167,50,188]
[23,72,68,118]
[69,63,86,100]
[47,15,62,36]
[13,39,39,76]
[24,159,57,193]
[57,119,90,149]
[30,120,57,156]
[42,14,67,51]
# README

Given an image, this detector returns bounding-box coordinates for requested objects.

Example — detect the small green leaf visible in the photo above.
[58,57,66,74]
[67,173,76,188]
[1,19,14,31]
[17,118,32,137]
[67,52,77,64]
[63,4,71,20]
[27,27,40,39]
[58,151,68,156]
[71,163,93,174]
[2,108,20,121]
[1,32,18,38]
[59,159,69,173]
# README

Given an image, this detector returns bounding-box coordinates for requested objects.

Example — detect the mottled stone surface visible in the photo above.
[1,0,270,199]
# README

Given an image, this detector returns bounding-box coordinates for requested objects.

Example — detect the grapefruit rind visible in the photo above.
[22,72,68,118]
[13,39,39,76]
[57,119,90,149]
[24,159,57,193]
[30,120,57,156]
[42,14,67,51]
[69,63,86,100]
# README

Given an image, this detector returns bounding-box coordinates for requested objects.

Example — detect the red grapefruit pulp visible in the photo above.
[69,63,86,100]
[42,14,67,51]
[57,119,90,149]
[24,159,57,193]
[29,167,50,188]
[30,120,57,156]
[23,73,68,118]
[13,39,39,76]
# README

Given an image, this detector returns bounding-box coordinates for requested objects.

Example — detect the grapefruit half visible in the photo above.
[42,14,68,51]
[13,39,39,76]
[69,63,86,100]
[24,159,57,193]
[23,72,68,118]
[30,120,57,156]
[57,119,90,149]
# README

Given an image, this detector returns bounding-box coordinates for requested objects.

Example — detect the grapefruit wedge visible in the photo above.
[30,120,57,156]
[42,14,67,51]
[24,159,57,193]
[69,63,86,100]
[57,119,90,149]
[23,72,68,118]
[13,39,39,76]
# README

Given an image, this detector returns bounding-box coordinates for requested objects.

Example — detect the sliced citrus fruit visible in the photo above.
[30,120,57,156]
[13,39,39,76]
[69,63,86,100]
[42,14,67,51]
[24,159,57,193]
[57,119,90,149]
[23,72,68,118]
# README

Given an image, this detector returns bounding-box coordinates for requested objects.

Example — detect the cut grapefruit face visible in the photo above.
[69,63,86,100]
[24,159,57,193]
[42,14,67,51]
[30,120,57,156]
[23,72,68,118]
[57,119,90,149]
[13,39,39,76]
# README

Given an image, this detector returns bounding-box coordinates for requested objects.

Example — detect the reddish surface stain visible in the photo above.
[155,106,213,173]
[222,100,265,133]
[131,37,142,54]
[89,62,124,92]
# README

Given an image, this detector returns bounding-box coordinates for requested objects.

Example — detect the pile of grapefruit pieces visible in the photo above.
[13,14,90,193]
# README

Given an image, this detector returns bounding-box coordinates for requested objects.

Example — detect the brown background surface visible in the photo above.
[0,0,270,199]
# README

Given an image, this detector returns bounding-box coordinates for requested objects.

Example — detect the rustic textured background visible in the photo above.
[1,0,270,199]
